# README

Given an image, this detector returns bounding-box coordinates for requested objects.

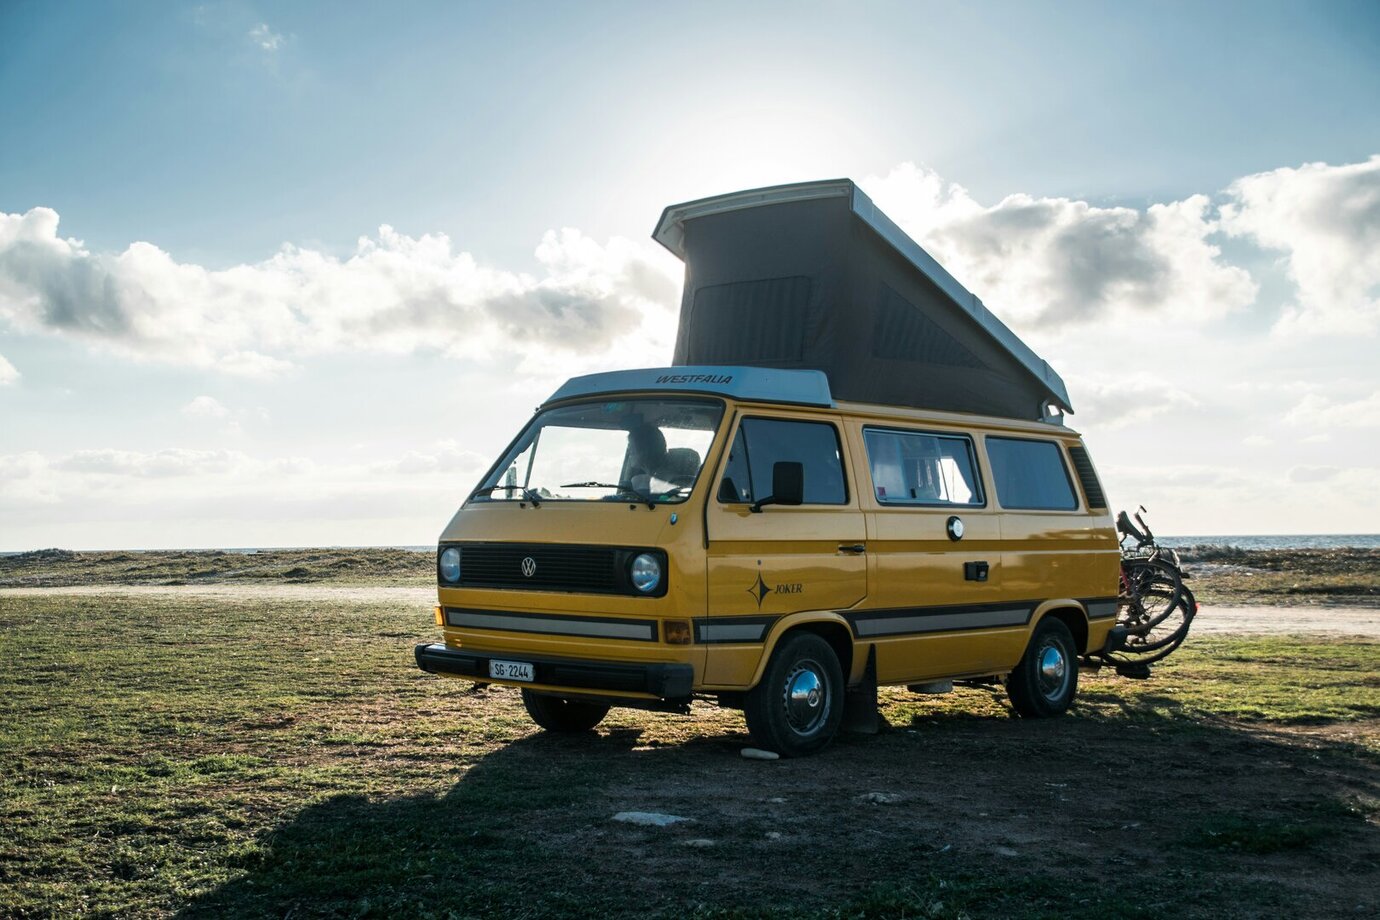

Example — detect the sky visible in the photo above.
[1,0,1379,549]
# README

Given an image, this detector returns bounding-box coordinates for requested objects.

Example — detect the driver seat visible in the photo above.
[657,448,702,488]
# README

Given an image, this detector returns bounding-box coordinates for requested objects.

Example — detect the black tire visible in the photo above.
[1108,583,1197,666]
[1120,559,1185,635]
[1006,617,1079,718]
[744,633,844,757]
[521,690,610,732]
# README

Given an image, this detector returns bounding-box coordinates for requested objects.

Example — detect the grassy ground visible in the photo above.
[1176,546,1380,607]
[2,570,1378,918]
[0,548,428,588]
[4,545,1378,607]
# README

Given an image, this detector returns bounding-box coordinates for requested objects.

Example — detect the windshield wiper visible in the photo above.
[559,481,656,510]
[470,484,543,506]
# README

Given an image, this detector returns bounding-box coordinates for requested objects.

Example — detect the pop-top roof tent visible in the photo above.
[652,179,1072,422]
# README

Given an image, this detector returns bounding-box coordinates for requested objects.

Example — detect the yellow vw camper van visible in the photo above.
[416,367,1121,755]
[415,180,1122,755]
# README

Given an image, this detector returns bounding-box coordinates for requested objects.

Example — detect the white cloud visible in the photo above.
[0,209,682,377]
[1289,465,1341,484]
[0,351,17,385]
[862,163,1258,329]
[1221,155,1380,335]
[374,440,489,477]
[0,443,494,548]
[1099,461,1380,536]
[182,395,231,419]
[1283,391,1380,429]
[54,448,249,478]
[249,23,284,52]
[1065,374,1200,430]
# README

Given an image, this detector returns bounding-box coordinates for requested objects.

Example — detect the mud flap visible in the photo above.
[1114,661,1152,680]
[841,644,880,734]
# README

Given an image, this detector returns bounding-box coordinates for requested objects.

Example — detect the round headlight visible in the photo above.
[439,547,462,583]
[629,553,662,594]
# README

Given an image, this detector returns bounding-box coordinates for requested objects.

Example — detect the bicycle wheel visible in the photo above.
[1119,559,1184,636]
[1109,584,1196,666]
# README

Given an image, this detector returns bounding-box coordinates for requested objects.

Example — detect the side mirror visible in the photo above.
[750,461,804,512]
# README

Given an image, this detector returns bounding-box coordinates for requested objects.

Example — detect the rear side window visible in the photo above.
[862,428,983,506]
[986,437,1078,511]
[718,418,848,505]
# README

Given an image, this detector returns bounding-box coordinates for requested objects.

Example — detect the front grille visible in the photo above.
[456,543,623,594]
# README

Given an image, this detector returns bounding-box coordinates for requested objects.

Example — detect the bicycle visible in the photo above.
[1104,507,1197,674]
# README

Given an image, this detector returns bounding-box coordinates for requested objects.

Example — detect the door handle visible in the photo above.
[838,543,867,554]
[964,561,990,582]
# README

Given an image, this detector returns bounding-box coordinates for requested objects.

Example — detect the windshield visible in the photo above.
[473,398,725,505]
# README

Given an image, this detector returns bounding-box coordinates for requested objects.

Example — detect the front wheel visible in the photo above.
[521,690,610,732]
[1006,617,1079,718]
[744,633,844,757]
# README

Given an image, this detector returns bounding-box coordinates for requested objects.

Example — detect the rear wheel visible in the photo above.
[1006,617,1079,718]
[744,633,844,757]
[521,690,610,732]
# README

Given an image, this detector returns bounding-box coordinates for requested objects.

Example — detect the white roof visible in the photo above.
[545,366,834,407]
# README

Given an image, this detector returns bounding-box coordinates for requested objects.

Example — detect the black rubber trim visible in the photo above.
[414,643,693,699]
[1079,597,1121,620]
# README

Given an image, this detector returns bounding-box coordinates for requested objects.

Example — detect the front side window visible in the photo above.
[862,428,983,506]
[474,398,724,505]
[718,418,848,505]
[986,437,1078,511]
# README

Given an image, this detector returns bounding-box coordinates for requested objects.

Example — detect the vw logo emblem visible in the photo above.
[520,556,537,578]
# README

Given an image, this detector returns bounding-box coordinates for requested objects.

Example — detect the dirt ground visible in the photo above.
[2,549,1378,918]
[5,582,1380,636]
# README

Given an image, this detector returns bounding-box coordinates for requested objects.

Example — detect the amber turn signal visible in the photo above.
[433,606,444,627]
[663,619,693,645]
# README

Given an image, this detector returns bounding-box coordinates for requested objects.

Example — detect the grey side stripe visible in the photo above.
[446,608,657,642]
[1084,599,1120,620]
[851,607,1031,638]
[695,616,779,644]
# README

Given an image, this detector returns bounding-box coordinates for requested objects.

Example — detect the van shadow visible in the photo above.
[178,726,663,918]
[179,699,1380,919]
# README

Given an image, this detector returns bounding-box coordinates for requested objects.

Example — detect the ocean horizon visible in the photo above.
[4,534,1380,555]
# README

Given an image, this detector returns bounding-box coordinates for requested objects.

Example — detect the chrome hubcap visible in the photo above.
[783,661,828,734]
[1037,643,1069,700]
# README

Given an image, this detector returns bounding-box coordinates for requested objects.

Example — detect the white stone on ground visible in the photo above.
[741,747,780,760]
[856,792,902,804]
[612,812,691,827]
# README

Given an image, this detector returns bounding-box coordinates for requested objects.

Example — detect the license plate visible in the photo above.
[488,659,535,682]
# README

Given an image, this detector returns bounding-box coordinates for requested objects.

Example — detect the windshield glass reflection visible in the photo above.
[473,398,724,505]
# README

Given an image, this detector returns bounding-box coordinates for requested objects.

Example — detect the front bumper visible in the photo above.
[414,643,694,700]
